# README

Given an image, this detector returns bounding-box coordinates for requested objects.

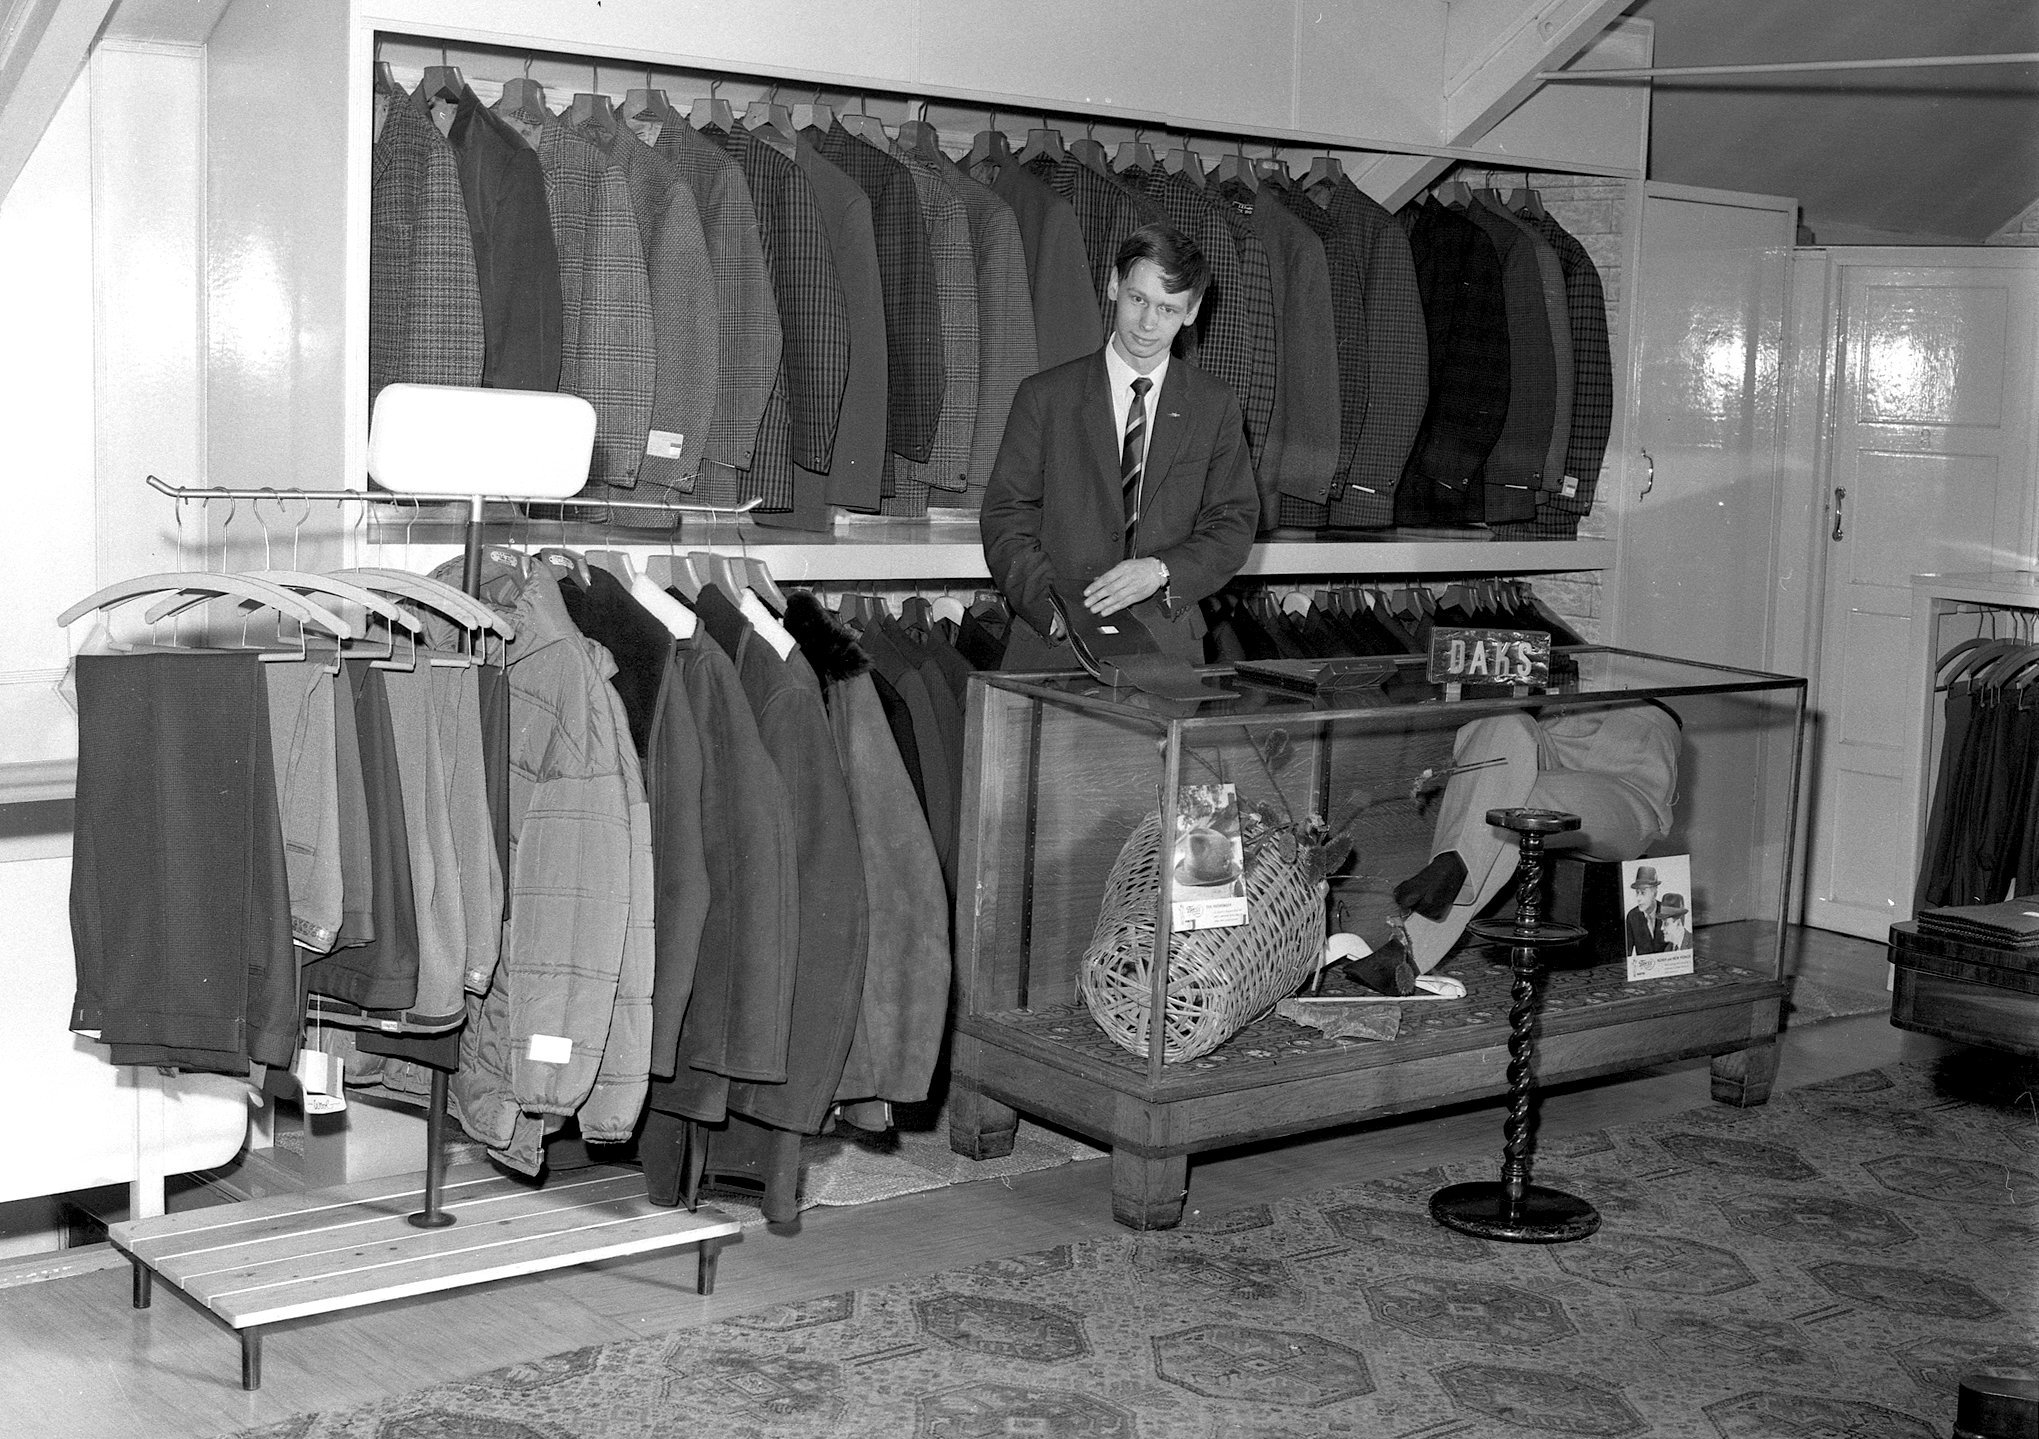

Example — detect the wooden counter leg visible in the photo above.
[948,1084,1019,1160]
[1111,1149,1188,1230]
[698,1238,722,1296]
[241,1328,262,1391]
[1711,1039,1779,1108]
[130,1259,151,1310]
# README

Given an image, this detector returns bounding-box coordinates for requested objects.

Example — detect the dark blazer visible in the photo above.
[1458,197,1556,523]
[1267,176,1367,503]
[810,121,945,464]
[976,155,1102,372]
[1398,197,1510,527]
[1495,210,1614,539]
[1325,176,1429,530]
[1480,194,1574,499]
[982,349,1259,668]
[1626,904,1666,956]
[446,87,561,392]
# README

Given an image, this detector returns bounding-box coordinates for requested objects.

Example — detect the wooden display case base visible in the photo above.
[950,923,1784,1229]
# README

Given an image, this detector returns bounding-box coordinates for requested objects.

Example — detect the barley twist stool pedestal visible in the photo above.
[1430,806,1602,1244]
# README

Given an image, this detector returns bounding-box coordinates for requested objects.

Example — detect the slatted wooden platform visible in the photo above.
[107,1163,739,1389]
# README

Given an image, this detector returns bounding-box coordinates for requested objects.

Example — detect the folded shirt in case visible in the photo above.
[1914,896,2039,948]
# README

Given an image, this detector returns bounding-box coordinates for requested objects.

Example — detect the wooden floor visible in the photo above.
[0,931,1950,1439]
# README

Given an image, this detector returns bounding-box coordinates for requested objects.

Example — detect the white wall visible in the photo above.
[0,54,247,1246]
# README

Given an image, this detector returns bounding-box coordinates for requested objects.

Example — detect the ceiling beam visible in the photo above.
[1443,0,1637,144]
[0,0,120,204]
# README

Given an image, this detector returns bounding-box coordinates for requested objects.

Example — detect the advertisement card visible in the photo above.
[1170,783,1247,932]
[1622,854,1695,981]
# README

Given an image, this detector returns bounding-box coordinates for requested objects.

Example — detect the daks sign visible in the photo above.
[1426,627,1552,688]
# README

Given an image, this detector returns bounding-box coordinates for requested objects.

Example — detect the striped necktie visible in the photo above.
[1121,375,1153,557]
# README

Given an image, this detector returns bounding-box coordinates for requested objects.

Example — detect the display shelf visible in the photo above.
[0,758,75,806]
[109,1163,739,1390]
[366,514,1613,584]
[949,651,1805,1228]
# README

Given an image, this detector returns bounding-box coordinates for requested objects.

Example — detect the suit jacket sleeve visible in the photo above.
[979,373,1057,640]
[1153,378,1259,610]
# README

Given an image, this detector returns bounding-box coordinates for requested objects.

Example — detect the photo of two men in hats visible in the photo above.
[1622,857,1693,958]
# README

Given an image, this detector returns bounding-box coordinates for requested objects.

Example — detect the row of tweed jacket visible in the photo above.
[1395,193,1612,535]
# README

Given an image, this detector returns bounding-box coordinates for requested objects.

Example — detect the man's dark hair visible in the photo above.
[1114,223,1210,304]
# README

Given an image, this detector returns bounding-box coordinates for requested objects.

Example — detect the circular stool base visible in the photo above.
[406,1210,458,1230]
[1429,1181,1601,1243]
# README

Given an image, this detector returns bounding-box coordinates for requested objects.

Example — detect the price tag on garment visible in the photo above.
[644,429,686,459]
[527,1033,574,1066]
[1427,628,1551,689]
[293,1049,348,1114]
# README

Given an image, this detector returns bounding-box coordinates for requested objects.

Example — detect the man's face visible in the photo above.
[1108,259,1200,367]
[1637,883,1659,908]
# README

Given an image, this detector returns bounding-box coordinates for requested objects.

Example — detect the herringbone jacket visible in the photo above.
[794,136,890,515]
[934,155,1038,512]
[892,154,979,512]
[533,119,657,490]
[655,120,782,476]
[370,91,483,406]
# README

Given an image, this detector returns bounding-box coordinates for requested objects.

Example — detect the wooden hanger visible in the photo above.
[59,574,360,645]
[1068,124,1109,175]
[1016,123,1064,165]
[624,68,673,123]
[1508,181,1547,219]
[335,567,514,639]
[1438,178,1473,207]
[588,550,698,639]
[535,546,592,589]
[1162,145,1205,182]
[1113,134,1156,173]
[690,80,734,131]
[143,569,422,635]
[1252,152,1292,186]
[895,103,943,163]
[1306,152,1343,187]
[967,119,1012,167]
[498,75,551,128]
[744,96,801,158]
[841,96,889,146]
[373,60,401,97]
[1215,145,1256,191]
[791,93,837,132]
[569,89,616,131]
[419,57,465,104]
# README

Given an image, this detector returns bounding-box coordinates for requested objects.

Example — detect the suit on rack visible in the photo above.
[975,155,1102,372]
[1398,197,1510,527]
[981,348,1259,670]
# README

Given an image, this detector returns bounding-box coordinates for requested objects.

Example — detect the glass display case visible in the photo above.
[948,648,1807,1228]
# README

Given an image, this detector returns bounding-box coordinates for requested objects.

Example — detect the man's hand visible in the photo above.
[1083,557,1168,617]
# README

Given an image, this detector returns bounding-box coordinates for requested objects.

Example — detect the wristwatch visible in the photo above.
[1151,556,1175,618]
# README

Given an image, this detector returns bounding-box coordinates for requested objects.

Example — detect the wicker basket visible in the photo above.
[1080,811,1329,1063]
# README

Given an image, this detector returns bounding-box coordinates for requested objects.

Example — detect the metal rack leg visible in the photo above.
[241,1328,263,1390]
[407,1070,457,1229]
[130,1260,151,1309]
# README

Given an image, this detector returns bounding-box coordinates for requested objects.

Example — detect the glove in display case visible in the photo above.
[947,649,1806,1228]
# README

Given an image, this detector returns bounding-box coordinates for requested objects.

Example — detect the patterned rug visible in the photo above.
[227,1054,2038,1439]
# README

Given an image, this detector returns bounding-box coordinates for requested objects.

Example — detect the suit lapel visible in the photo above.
[1138,362,1190,513]
[1082,351,1120,501]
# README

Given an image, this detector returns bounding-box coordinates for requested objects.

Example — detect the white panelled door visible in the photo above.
[1804,251,2039,938]
[1615,183,1795,669]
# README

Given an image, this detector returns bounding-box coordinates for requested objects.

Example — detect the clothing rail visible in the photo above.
[145,476,761,597]
[144,474,752,1226]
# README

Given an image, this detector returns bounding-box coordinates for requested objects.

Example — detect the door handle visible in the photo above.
[1831,487,1846,542]
[1638,449,1654,501]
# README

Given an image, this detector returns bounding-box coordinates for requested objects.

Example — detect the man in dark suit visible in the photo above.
[981,224,1259,671]
[1625,864,1668,955]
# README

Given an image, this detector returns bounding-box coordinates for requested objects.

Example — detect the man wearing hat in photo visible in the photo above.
[1626,864,1669,956]
[1656,891,1691,951]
